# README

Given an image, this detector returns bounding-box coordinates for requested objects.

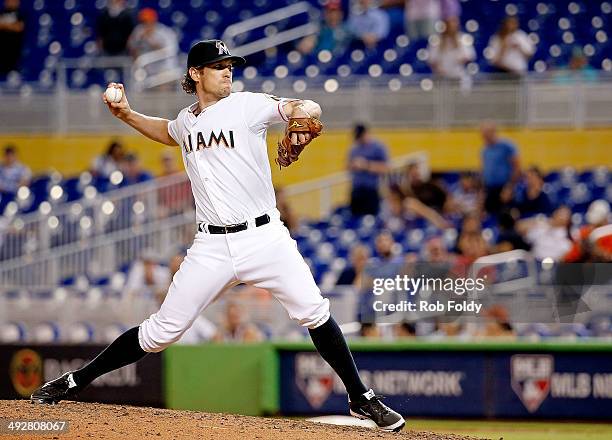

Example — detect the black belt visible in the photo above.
[198,214,270,234]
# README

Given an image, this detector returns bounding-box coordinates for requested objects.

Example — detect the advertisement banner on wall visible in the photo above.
[0,345,163,407]
[280,350,489,417]
[279,350,612,418]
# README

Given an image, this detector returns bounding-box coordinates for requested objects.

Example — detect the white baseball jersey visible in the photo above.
[167,92,289,225]
[138,91,330,353]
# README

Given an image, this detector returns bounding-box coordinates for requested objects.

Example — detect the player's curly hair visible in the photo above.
[181,69,197,95]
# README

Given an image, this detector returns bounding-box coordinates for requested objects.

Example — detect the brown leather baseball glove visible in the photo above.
[275,117,323,168]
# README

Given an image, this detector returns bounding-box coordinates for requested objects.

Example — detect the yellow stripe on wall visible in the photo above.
[1,128,610,185]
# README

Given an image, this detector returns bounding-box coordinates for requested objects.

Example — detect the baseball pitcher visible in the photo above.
[31,39,405,432]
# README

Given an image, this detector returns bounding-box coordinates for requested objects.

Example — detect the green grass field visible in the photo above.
[405,419,612,440]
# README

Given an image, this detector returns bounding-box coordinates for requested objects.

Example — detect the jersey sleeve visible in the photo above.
[243,92,290,132]
[167,109,186,146]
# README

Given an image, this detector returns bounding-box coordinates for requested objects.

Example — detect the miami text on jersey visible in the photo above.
[183,130,235,154]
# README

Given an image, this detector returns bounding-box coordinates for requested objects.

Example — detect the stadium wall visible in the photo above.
[2,128,611,186]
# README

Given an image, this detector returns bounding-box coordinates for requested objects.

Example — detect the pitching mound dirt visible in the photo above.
[0,400,486,440]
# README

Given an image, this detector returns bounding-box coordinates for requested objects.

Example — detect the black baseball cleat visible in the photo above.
[349,389,406,432]
[30,372,80,404]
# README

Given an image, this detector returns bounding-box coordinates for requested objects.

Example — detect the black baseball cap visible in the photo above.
[187,39,246,68]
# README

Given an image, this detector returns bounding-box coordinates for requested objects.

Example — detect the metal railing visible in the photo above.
[222,1,320,57]
[0,152,428,289]
[2,73,611,133]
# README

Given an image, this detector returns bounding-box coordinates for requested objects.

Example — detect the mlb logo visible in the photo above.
[295,353,335,409]
[511,354,554,413]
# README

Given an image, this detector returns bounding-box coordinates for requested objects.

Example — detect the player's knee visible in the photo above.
[297,298,330,329]
[138,314,189,353]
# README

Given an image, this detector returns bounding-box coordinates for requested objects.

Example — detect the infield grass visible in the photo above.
[405,419,612,440]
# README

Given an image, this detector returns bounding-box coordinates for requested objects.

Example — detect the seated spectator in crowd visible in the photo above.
[96,0,135,56]
[427,319,472,340]
[480,121,520,214]
[514,166,552,217]
[400,162,447,213]
[405,0,440,41]
[126,248,171,298]
[516,206,571,261]
[447,171,481,215]
[0,0,25,75]
[91,140,125,178]
[457,213,489,263]
[495,210,530,253]
[427,17,475,82]
[0,145,31,195]
[564,200,610,263]
[297,0,350,55]
[213,301,265,342]
[394,321,416,339]
[381,186,448,231]
[128,8,179,83]
[486,16,535,77]
[348,123,389,216]
[476,305,516,339]
[121,153,153,186]
[154,252,217,344]
[360,322,382,339]
[373,230,400,263]
[275,187,299,234]
[553,46,598,85]
[336,244,370,286]
[348,0,390,50]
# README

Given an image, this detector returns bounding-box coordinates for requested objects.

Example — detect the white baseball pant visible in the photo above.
[138,209,330,352]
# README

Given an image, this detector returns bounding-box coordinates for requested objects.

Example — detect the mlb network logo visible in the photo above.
[511,354,554,413]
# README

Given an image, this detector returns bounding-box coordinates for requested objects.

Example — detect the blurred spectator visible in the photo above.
[394,321,416,338]
[91,140,125,178]
[476,305,516,339]
[427,17,475,84]
[439,0,461,20]
[457,213,489,262]
[564,200,611,263]
[447,171,481,215]
[121,153,153,186]
[514,166,552,217]
[428,320,471,340]
[405,0,440,41]
[336,244,370,286]
[0,145,31,194]
[275,187,299,234]
[552,46,599,84]
[347,0,390,50]
[297,0,350,55]
[381,186,448,231]
[96,0,135,56]
[128,8,179,83]
[125,248,171,298]
[400,162,447,213]
[360,322,382,339]
[154,252,217,344]
[480,121,520,214]
[486,16,534,77]
[213,301,265,342]
[516,206,571,261]
[374,230,398,262]
[495,210,530,253]
[158,151,192,218]
[348,123,389,216]
[0,0,25,75]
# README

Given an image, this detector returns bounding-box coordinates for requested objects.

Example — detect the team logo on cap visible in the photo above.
[10,349,43,397]
[511,354,553,413]
[216,41,230,55]
[295,353,335,409]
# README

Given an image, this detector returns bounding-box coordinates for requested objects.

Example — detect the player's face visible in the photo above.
[201,60,234,98]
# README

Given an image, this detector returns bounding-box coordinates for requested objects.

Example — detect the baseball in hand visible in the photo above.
[105,87,122,103]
